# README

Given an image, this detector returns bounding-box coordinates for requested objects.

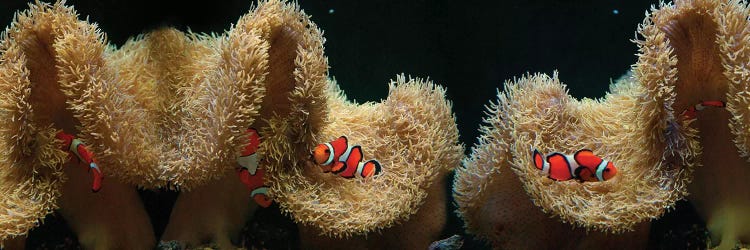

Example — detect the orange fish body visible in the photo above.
[236,128,272,208]
[532,148,617,182]
[313,136,382,178]
[335,145,363,178]
[573,149,617,182]
[546,153,576,181]
[313,136,349,172]
[682,100,726,120]
[56,131,103,192]
[237,167,271,207]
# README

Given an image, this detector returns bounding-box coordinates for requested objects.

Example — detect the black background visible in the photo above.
[0,0,656,152]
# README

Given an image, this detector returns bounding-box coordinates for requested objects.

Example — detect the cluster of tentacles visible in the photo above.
[454,0,750,249]
[0,0,462,249]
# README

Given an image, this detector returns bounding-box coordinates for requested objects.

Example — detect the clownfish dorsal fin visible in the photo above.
[573,149,593,161]
[334,136,349,150]
[573,148,602,169]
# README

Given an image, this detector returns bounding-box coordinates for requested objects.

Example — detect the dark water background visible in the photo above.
[0,0,705,249]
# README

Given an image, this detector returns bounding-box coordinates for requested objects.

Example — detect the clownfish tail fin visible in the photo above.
[532,148,544,171]
[360,160,382,178]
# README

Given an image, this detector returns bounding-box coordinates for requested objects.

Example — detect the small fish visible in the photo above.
[532,148,617,182]
[236,128,272,208]
[681,100,725,120]
[312,136,349,173]
[428,234,463,250]
[312,136,382,178]
[56,131,104,192]
[572,149,617,182]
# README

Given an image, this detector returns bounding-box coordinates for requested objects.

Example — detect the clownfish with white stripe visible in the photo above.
[532,148,617,182]
[236,128,272,208]
[56,131,103,192]
[681,100,725,120]
[312,136,382,179]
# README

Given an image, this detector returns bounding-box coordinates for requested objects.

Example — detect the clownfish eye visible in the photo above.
[325,149,330,154]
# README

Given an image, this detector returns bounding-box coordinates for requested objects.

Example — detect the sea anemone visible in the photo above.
[0,0,268,247]
[455,0,750,248]
[455,69,696,233]
[0,1,156,248]
[650,0,750,247]
[233,1,464,247]
[283,77,463,249]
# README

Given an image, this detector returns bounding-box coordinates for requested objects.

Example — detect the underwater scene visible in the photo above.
[0,0,747,249]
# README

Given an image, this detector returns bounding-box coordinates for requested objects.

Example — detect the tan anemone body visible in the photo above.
[288,78,462,249]
[455,0,750,248]
[106,11,268,190]
[0,2,154,247]
[454,72,674,247]
[0,0,271,247]
[242,0,464,245]
[648,0,750,247]
[456,69,696,232]
[0,0,460,248]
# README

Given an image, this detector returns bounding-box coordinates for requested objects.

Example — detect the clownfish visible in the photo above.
[56,131,103,192]
[312,136,382,178]
[236,128,272,208]
[681,100,725,120]
[532,148,617,182]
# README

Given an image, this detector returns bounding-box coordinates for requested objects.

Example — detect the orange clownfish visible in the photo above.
[312,136,382,179]
[681,100,725,120]
[532,148,617,182]
[56,131,103,192]
[236,128,272,208]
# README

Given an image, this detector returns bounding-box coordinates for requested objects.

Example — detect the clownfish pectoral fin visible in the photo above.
[575,166,597,182]
[331,161,346,174]
[237,167,253,188]
[90,163,103,192]
[251,186,272,208]
[320,164,332,173]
